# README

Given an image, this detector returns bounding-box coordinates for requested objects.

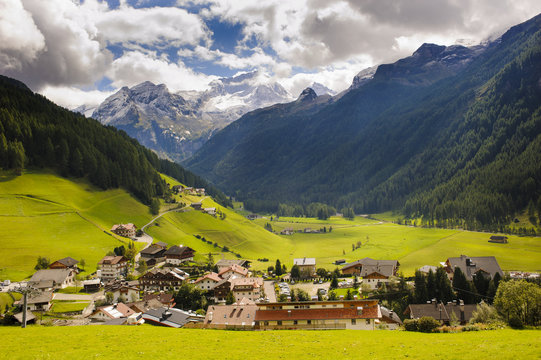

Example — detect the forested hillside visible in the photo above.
[0,76,230,208]
[187,14,541,230]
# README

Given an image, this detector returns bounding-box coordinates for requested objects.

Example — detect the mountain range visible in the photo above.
[85,72,302,162]
[186,13,541,228]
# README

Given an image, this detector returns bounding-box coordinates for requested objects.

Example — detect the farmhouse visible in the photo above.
[293,257,316,277]
[91,302,135,321]
[280,227,294,235]
[246,214,259,220]
[110,223,137,238]
[230,277,264,303]
[418,265,439,275]
[139,268,189,292]
[15,291,53,312]
[49,257,79,270]
[140,244,167,263]
[142,293,175,308]
[82,278,101,292]
[28,268,75,290]
[444,255,503,281]
[489,235,508,244]
[341,258,399,277]
[190,202,202,210]
[405,300,478,325]
[98,256,128,282]
[104,280,140,303]
[203,207,216,215]
[164,245,195,265]
[204,299,258,329]
[194,272,222,291]
[361,264,397,289]
[255,300,381,330]
[216,259,251,271]
[218,264,250,279]
[142,307,204,328]
[379,306,403,330]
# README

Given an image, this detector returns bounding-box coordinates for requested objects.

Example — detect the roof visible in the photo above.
[127,298,165,313]
[13,311,36,323]
[406,303,478,322]
[205,304,258,326]
[216,259,250,268]
[194,272,222,284]
[15,291,53,305]
[111,223,136,231]
[29,269,72,285]
[230,277,263,290]
[218,264,249,277]
[140,268,188,281]
[142,307,203,328]
[418,265,439,274]
[140,244,166,255]
[155,241,168,248]
[293,258,316,266]
[98,256,127,265]
[360,264,395,278]
[51,257,79,267]
[82,278,101,286]
[104,280,140,293]
[380,306,402,325]
[164,245,193,256]
[142,293,175,305]
[342,258,399,271]
[95,303,135,319]
[255,306,380,321]
[446,255,503,281]
[102,318,128,325]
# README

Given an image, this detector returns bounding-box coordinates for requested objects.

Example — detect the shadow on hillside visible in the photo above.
[0,172,17,182]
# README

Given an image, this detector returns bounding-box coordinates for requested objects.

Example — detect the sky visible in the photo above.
[1,0,541,109]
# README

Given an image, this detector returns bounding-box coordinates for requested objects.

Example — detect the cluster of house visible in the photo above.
[340,257,400,289]
[172,185,205,196]
[110,223,137,238]
[139,242,195,267]
[194,260,264,303]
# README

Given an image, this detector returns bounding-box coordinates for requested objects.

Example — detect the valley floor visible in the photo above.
[0,327,538,359]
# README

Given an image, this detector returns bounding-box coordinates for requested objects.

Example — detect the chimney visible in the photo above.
[287,310,291,317]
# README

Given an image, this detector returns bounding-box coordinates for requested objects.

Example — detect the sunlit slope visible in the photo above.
[0,170,153,281]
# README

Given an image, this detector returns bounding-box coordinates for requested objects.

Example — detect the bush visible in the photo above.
[470,302,501,324]
[508,316,524,329]
[403,319,418,332]
[462,324,481,332]
[417,317,441,333]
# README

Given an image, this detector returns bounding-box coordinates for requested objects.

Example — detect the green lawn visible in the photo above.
[0,292,21,311]
[55,287,90,295]
[50,301,90,313]
[0,327,538,359]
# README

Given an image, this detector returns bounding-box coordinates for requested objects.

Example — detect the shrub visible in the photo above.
[417,317,441,333]
[403,319,418,332]
[470,302,501,324]
[508,316,524,329]
[462,324,481,332]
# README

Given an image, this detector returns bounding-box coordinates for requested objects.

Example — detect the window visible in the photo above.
[307,320,311,325]
[366,319,370,325]
[351,319,356,325]
[264,321,269,326]
[293,320,298,325]
[277,321,282,326]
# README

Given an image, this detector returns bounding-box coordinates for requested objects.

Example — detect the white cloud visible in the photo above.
[40,85,114,110]
[108,51,215,91]
[0,0,45,70]
[95,6,210,47]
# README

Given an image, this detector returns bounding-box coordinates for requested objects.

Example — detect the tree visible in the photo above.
[330,274,338,289]
[125,242,137,262]
[137,259,147,274]
[353,276,359,289]
[494,280,541,326]
[79,258,86,271]
[452,267,475,304]
[150,198,160,215]
[435,267,454,303]
[327,291,338,300]
[226,291,235,305]
[8,141,25,175]
[114,245,126,256]
[275,259,282,276]
[290,265,300,279]
[345,289,354,300]
[316,268,328,278]
[174,283,208,311]
[34,256,49,270]
[414,270,428,303]
[426,269,436,300]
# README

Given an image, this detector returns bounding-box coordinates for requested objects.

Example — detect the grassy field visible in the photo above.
[0,170,154,281]
[1,169,539,281]
[0,292,20,311]
[51,300,90,313]
[0,327,538,359]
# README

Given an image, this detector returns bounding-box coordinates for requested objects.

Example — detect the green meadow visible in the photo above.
[0,170,539,281]
[0,170,154,281]
[0,327,538,360]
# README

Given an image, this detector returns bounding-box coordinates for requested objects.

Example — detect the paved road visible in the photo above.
[264,280,277,302]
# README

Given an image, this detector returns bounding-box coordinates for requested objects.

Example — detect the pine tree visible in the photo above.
[414,270,428,303]
[275,259,282,276]
[426,269,436,300]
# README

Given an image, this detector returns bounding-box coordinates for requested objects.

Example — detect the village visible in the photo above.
[1,219,525,331]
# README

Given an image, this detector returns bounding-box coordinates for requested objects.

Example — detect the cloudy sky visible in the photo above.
[1,0,540,108]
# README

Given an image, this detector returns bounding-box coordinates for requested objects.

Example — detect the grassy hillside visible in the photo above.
[0,170,153,281]
[0,327,539,360]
